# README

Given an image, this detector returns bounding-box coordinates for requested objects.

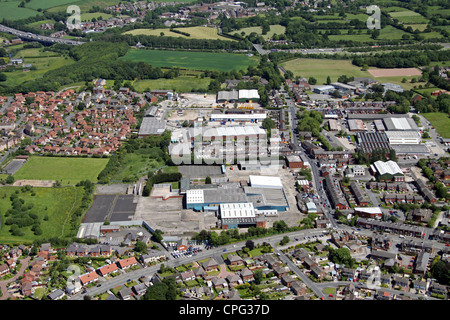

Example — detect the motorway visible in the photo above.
[0,24,84,46]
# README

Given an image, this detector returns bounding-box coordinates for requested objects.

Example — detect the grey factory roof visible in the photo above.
[390,144,430,155]
[383,117,418,131]
[138,117,166,136]
[356,131,391,154]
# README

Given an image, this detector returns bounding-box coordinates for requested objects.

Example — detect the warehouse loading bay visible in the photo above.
[134,165,304,237]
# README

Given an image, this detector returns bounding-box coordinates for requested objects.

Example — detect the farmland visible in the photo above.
[0,186,84,244]
[233,24,286,39]
[120,49,259,72]
[13,156,109,185]
[0,1,40,21]
[1,47,75,89]
[124,26,232,41]
[280,58,371,84]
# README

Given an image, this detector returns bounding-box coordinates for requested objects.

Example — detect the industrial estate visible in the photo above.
[0,0,448,307]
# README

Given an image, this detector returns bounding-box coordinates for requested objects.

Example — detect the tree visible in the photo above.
[205,176,212,184]
[308,77,317,85]
[326,76,331,85]
[262,117,275,130]
[134,241,147,254]
[253,269,264,285]
[245,240,255,250]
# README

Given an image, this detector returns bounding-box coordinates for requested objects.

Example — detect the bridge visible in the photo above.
[0,24,85,46]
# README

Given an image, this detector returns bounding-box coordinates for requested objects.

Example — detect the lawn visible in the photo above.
[120,49,259,72]
[0,186,83,244]
[13,156,108,185]
[422,112,450,139]
[124,26,231,41]
[280,58,371,84]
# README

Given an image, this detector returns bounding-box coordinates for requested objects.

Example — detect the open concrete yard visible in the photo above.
[134,196,218,236]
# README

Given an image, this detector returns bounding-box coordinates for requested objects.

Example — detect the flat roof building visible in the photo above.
[138,117,166,137]
[220,203,266,229]
[385,131,421,145]
[249,175,283,189]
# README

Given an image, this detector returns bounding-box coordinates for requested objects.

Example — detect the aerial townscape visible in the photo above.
[0,0,448,308]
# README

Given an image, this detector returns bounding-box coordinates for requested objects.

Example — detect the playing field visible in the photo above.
[14,156,108,185]
[422,112,450,139]
[120,49,259,72]
[280,58,371,84]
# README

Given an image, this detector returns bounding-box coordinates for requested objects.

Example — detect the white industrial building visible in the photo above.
[383,117,418,131]
[385,131,421,144]
[209,112,266,123]
[220,203,256,220]
[249,175,283,189]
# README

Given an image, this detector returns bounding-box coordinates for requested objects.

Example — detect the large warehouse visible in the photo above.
[385,131,421,145]
[219,202,267,229]
[383,117,418,131]
[371,160,405,182]
[249,175,283,189]
[216,89,260,103]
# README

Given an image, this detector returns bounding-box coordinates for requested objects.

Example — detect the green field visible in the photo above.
[233,24,286,39]
[0,186,83,244]
[422,112,450,139]
[133,75,212,93]
[388,9,428,24]
[0,1,41,20]
[280,58,371,84]
[125,26,232,41]
[110,152,166,182]
[120,49,259,72]
[1,47,75,88]
[14,156,108,185]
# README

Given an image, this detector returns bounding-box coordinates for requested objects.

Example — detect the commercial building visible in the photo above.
[217,90,239,103]
[348,119,365,132]
[216,89,260,103]
[356,132,391,155]
[138,117,166,137]
[313,85,335,94]
[184,180,289,212]
[354,207,383,219]
[371,160,405,182]
[385,131,421,145]
[209,110,266,123]
[249,175,283,189]
[383,117,418,131]
[286,155,305,169]
[219,202,266,229]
